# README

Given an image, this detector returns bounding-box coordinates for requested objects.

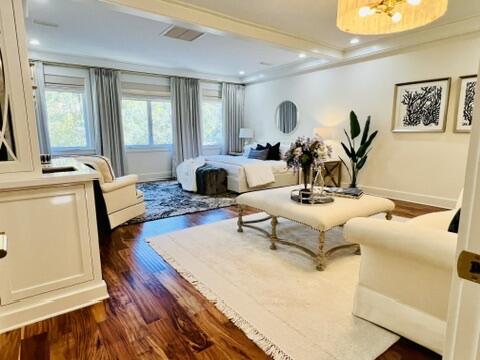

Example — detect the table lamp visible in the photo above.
[239,128,254,145]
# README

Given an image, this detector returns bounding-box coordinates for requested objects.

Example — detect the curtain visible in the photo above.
[222,83,245,153]
[279,101,297,133]
[171,77,202,175]
[32,61,51,154]
[90,68,126,176]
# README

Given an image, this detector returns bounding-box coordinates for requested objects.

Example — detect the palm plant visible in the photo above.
[340,111,378,188]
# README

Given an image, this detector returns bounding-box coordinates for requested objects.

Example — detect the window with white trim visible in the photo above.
[121,96,172,148]
[43,67,95,154]
[201,84,223,147]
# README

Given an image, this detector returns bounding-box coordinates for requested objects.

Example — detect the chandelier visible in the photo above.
[337,0,448,35]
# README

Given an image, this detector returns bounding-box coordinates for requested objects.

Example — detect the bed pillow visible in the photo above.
[248,148,269,160]
[256,142,281,160]
[243,143,257,157]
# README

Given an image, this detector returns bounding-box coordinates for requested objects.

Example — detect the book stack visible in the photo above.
[324,187,364,199]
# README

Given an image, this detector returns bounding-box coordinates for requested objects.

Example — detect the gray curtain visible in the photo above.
[222,83,245,154]
[90,68,126,176]
[32,61,51,154]
[171,77,202,174]
[279,101,297,133]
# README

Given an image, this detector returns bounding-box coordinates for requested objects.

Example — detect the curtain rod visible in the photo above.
[29,58,242,85]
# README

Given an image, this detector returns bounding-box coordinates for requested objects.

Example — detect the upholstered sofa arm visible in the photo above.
[100,174,139,193]
[344,218,457,270]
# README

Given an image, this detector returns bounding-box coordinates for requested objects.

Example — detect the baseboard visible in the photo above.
[137,171,172,183]
[341,183,457,209]
[0,281,109,333]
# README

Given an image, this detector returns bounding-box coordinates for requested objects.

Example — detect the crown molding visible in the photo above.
[28,50,242,83]
[243,15,480,84]
[100,0,343,60]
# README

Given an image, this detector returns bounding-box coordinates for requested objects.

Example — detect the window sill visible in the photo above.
[51,148,96,156]
[126,146,172,153]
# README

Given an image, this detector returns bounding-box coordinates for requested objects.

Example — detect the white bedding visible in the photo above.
[205,155,288,188]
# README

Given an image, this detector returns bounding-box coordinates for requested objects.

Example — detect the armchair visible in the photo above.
[76,156,145,229]
[344,195,462,354]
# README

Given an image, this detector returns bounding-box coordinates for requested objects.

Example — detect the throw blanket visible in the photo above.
[176,157,205,192]
[205,155,276,187]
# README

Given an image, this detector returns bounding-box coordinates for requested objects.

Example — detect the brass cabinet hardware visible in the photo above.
[0,232,7,259]
[457,250,480,285]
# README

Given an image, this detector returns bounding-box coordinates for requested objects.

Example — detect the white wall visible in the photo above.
[245,36,480,208]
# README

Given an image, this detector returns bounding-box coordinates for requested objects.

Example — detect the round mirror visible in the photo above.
[276,100,298,134]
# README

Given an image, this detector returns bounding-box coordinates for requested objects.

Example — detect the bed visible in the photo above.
[204,154,298,193]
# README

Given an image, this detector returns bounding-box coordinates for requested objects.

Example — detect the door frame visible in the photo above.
[444,62,480,359]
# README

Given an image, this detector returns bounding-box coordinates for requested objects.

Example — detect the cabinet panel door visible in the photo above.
[0,185,94,304]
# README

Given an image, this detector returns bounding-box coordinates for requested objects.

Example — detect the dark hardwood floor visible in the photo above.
[0,200,445,360]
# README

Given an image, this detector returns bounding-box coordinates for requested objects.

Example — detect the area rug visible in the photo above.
[147,213,401,360]
[126,181,236,225]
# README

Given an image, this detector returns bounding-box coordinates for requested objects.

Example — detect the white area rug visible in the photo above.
[148,213,401,360]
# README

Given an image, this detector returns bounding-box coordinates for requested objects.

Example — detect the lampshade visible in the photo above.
[314,127,336,140]
[337,0,448,35]
[239,128,254,139]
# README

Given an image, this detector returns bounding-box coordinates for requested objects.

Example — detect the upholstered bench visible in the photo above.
[196,164,228,195]
[236,185,395,270]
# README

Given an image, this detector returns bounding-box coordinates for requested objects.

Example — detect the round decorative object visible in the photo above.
[290,188,334,205]
[336,0,448,35]
[276,100,298,134]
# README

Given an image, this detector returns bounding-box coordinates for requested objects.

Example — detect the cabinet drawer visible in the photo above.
[0,184,95,304]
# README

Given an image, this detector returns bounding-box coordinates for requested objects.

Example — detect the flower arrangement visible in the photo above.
[285,136,332,192]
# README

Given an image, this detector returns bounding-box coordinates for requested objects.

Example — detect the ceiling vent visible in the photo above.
[162,26,204,42]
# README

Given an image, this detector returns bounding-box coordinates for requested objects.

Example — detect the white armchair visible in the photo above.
[344,196,462,355]
[76,156,145,229]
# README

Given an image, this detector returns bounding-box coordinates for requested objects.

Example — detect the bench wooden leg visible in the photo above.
[237,205,244,232]
[385,211,393,220]
[316,231,327,271]
[270,216,278,250]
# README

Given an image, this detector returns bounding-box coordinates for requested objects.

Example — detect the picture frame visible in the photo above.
[454,75,477,133]
[391,78,451,133]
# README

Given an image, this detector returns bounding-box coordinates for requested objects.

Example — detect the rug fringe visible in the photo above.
[154,248,294,360]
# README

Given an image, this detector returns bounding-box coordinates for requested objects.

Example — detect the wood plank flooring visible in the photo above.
[0,200,445,360]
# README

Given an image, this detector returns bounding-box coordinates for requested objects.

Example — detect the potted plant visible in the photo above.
[340,111,378,188]
[285,136,332,199]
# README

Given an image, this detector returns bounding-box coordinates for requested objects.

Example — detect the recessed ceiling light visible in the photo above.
[350,38,360,45]
[298,53,307,59]
[239,70,245,76]
[29,39,40,46]
[407,0,421,5]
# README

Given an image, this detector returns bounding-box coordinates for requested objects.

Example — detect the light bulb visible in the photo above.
[358,6,374,17]
[407,0,422,5]
[391,12,402,23]
[298,53,307,59]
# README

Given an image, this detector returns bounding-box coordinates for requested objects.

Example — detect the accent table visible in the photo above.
[236,186,395,270]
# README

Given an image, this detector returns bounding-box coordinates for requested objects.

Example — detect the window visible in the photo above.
[121,97,172,148]
[201,99,223,146]
[45,86,94,152]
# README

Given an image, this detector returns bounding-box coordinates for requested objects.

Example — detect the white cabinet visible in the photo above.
[0,173,109,333]
[0,0,40,178]
[0,184,95,305]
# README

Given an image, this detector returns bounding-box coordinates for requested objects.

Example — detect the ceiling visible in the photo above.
[25,0,480,82]
[178,0,480,49]
[25,0,301,78]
